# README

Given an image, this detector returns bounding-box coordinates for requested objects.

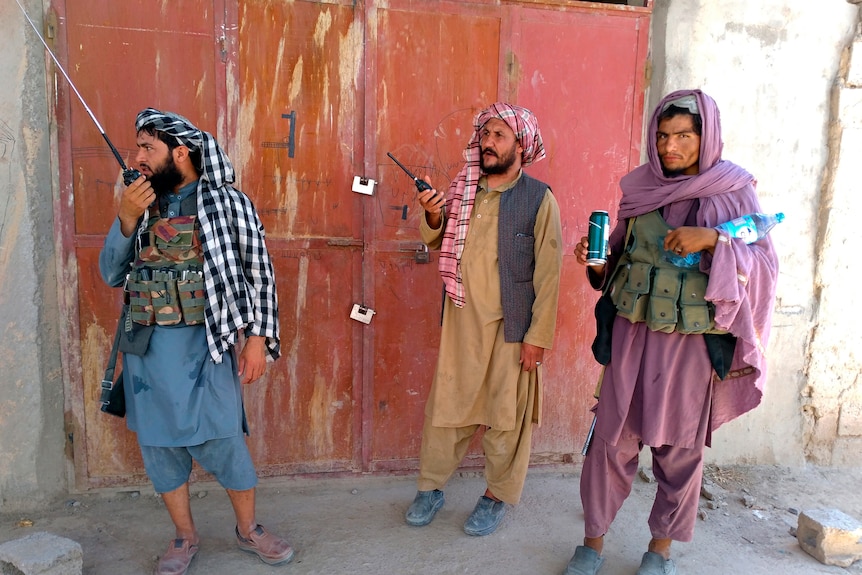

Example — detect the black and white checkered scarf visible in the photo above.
[135,108,280,363]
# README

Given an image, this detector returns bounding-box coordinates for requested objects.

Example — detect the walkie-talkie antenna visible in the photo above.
[15,0,141,184]
[387,152,433,192]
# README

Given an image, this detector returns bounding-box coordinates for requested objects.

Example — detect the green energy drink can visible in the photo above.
[587,210,610,265]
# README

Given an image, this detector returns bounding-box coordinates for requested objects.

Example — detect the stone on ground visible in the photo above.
[0,532,82,575]
[797,508,862,567]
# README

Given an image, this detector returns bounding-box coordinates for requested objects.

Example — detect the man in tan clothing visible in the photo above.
[405,103,562,536]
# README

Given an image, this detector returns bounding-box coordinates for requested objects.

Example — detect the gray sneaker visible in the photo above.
[636,551,677,575]
[405,490,445,526]
[562,545,604,575]
[463,495,507,536]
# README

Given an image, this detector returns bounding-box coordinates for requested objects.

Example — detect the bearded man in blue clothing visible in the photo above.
[99,109,292,575]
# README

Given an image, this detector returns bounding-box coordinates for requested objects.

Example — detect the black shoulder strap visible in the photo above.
[99,307,125,411]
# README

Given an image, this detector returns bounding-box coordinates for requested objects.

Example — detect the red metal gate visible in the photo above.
[51,0,650,489]
[364,0,650,471]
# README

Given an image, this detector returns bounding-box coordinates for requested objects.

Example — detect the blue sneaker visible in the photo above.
[636,552,677,575]
[463,495,507,536]
[405,490,445,526]
[563,546,605,575]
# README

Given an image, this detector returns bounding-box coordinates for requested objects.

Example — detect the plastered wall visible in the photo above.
[0,0,66,511]
[649,0,860,465]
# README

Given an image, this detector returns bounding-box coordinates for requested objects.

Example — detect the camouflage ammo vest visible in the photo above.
[607,210,726,335]
[126,213,206,327]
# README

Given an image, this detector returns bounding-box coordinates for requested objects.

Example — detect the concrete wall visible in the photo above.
[649,0,860,465]
[0,0,67,511]
[808,22,862,466]
[0,0,860,510]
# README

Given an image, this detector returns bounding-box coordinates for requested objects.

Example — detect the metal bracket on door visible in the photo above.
[352,175,376,195]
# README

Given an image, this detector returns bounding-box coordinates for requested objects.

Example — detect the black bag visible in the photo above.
[118,317,154,356]
[99,306,127,418]
[589,218,633,366]
[704,332,737,380]
[591,292,617,366]
[111,298,154,356]
[100,371,126,418]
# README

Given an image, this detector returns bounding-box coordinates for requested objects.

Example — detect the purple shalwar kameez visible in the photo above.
[580,90,779,543]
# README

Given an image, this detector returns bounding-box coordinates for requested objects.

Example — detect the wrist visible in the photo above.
[118,214,139,238]
[426,212,442,229]
[706,228,720,254]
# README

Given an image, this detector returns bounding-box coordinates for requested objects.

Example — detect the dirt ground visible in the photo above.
[1,464,861,575]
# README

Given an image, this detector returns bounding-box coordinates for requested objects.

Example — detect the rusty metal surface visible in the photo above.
[233,1,361,240]
[244,248,360,475]
[515,0,651,11]
[52,0,650,489]
[232,0,363,475]
[65,0,221,236]
[503,2,651,459]
[365,2,503,470]
[365,0,651,467]
[50,0,223,489]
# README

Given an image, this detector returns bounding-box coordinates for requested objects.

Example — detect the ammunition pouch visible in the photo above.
[117,303,154,356]
[128,214,205,327]
[127,272,205,327]
[610,261,723,335]
[608,210,726,336]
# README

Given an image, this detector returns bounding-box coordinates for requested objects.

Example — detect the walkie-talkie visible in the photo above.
[387,152,433,192]
[122,167,143,186]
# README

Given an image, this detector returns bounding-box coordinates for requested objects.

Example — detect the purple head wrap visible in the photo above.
[618,89,754,221]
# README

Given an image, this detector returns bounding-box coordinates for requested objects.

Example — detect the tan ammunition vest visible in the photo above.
[126,214,206,326]
[607,210,726,335]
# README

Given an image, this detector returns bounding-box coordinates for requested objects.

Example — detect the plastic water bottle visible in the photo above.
[715,212,784,244]
[664,249,702,268]
[663,212,784,267]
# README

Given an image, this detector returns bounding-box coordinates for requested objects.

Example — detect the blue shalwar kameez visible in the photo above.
[99,183,248,450]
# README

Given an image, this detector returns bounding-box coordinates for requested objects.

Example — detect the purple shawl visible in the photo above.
[618,89,779,430]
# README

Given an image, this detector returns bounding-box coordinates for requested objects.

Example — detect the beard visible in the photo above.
[146,154,184,196]
[480,144,518,175]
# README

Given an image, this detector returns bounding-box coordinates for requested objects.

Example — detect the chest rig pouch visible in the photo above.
[607,210,725,335]
[126,214,206,327]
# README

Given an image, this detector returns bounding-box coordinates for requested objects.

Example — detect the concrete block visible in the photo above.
[0,532,82,575]
[797,508,862,567]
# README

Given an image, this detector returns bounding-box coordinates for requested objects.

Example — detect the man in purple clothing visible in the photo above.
[563,90,779,575]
